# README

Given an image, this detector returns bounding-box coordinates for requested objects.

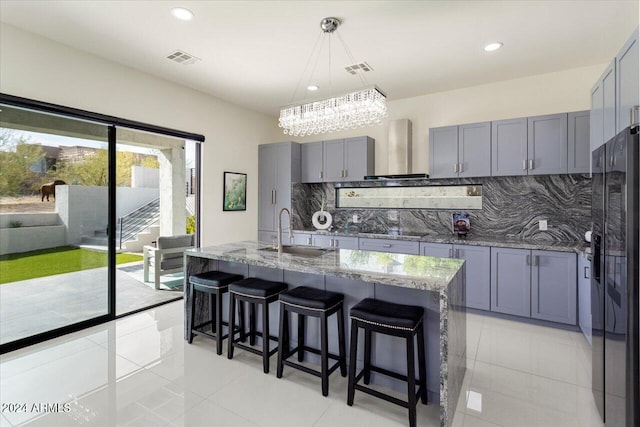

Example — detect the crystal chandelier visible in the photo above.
[278,18,388,137]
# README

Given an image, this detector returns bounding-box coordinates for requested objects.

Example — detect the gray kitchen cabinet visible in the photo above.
[420,242,452,258]
[291,232,312,246]
[530,250,577,325]
[429,126,458,178]
[301,142,324,183]
[258,142,300,237]
[527,113,568,175]
[313,234,359,249]
[323,139,345,182]
[590,79,604,157]
[490,247,531,317]
[602,60,617,144]
[359,238,419,255]
[616,29,639,133]
[454,245,491,311]
[568,111,591,174]
[420,242,491,311]
[430,122,491,178]
[491,118,528,176]
[258,230,278,246]
[344,136,375,181]
[578,254,592,344]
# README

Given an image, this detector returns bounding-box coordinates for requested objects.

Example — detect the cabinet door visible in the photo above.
[312,234,333,248]
[602,60,617,143]
[590,81,604,156]
[491,118,528,176]
[344,136,374,181]
[527,113,568,175]
[333,236,359,249]
[454,245,491,311]
[258,230,277,245]
[419,242,452,258]
[490,247,531,317]
[292,233,312,246]
[568,111,591,174]
[458,122,491,177]
[258,145,276,232]
[616,29,639,133]
[531,250,577,325]
[358,238,420,255]
[323,139,345,182]
[274,143,296,232]
[429,126,458,178]
[301,142,324,183]
[578,254,592,344]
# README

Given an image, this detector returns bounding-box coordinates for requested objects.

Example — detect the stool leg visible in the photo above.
[238,300,246,343]
[297,313,305,362]
[209,293,216,332]
[417,323,428,404]
[249,303,256,346]
[262,301,270,374]
[363,329,372,385]
[321,312,329,397]
[277,303,286,379]
[227,293,236,359]
[347,319,359,406]
[215,291,224,355]
[337,305,347,377]
[406,332,417,427]
[188,285,195,344]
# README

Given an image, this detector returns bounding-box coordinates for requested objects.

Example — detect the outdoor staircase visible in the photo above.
[79,198,161,251]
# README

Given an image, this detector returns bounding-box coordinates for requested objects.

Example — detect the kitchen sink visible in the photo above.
[259,245,330,257]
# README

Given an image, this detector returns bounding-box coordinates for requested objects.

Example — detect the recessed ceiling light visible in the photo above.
[171,7,194,21]
[307,85,319,91]
[484,42,503,52]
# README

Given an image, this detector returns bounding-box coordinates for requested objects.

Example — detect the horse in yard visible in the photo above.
[40,180,66,202]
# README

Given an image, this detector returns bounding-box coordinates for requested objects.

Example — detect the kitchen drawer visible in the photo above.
[291,233,312,246]
[358,238,420,255]
[313,235,359,249]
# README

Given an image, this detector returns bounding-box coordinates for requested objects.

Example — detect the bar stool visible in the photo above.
[276,286,347,396]
[347,298,427,427]
[227,277,288,373]
[187,271,244,355]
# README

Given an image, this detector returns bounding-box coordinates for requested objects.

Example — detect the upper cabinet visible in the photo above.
[301,136,374,183]
[616,29,639,133]
[527,113,568,175]
[568,110,590,174]
[430,122,491,178]
[591,28,639,158]
[258,142,300,236]
[491,118,528,176]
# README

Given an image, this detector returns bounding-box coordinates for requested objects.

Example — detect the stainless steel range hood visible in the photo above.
[364,119,429,180]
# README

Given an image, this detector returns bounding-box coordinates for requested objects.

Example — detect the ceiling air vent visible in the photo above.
[344,61,373,75]
[166,50,200,65]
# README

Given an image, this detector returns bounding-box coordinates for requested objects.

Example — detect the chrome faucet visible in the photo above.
[278,207,292,254]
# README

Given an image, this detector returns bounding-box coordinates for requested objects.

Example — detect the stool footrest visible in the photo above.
[233,340,279,357]
[355,383,409,409]
[282,358,342,378]
[192,320,231,330]
[192,330,230,341]
[295,345,342,361]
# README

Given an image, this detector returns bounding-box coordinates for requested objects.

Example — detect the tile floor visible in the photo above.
[0,301,603,427]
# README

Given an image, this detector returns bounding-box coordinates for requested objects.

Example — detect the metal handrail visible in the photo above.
[117,198,160,248]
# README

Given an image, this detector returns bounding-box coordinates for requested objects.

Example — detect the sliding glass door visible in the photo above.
[0,104,111,347]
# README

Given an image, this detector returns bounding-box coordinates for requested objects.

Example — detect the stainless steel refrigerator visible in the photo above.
[591,125,639,427]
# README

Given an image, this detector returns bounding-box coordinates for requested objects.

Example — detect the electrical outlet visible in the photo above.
[539,220,548,231]
[352,214,360,223]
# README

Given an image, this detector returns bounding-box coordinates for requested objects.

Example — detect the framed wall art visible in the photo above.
[223,172,247,211]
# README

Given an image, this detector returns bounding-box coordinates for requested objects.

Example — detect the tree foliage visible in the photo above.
[0,130,45,196]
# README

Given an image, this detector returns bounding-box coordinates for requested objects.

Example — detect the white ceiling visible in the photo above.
[0,1,638,116]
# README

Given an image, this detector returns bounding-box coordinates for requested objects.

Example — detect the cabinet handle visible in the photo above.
[308,237,312,245]
[522,160,527,170]
[610,156,614,167]
[449,248,453,258]
[344,169,347,178]
[458,163,463,173]
[454,163,458,173]
[383,244,392,248]
[584,266,590,279]
[455,249,460,258]
[271,190,275,204]
[533,255,539,266]
[319,171,322,179]
[333,239,339,248]
[529,159,534,170]
[526,254,530,265]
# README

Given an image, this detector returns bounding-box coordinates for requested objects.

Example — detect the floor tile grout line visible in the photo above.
[469,358,587,389]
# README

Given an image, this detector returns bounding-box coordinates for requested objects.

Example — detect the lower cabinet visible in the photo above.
[312,235,359,249]
[359,238,420,254]
[490,247,577,325]
[291,232,312,246]
[420,242,491,311]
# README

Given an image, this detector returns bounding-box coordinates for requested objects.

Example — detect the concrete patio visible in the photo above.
[0,262,183,345]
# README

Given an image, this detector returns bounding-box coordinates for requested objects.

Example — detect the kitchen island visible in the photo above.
[184,241,466,427]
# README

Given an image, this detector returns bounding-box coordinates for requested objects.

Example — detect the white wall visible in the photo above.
[131,166,159,188]
[0,23,280,246]
[291,64,607,174]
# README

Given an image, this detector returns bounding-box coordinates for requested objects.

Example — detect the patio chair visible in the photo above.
[143,234,194,290]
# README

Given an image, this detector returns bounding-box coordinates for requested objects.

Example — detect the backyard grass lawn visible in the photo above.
[0,246,142,284]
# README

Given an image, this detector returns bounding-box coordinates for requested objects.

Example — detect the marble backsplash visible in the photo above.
[292,174,592,242]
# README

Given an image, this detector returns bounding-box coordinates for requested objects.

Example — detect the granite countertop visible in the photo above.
[293,229,588,253]
[186,240,464,293]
